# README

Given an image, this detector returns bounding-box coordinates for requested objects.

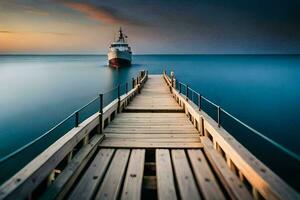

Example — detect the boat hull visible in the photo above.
[109,58,131,67]
[108,50,131,67]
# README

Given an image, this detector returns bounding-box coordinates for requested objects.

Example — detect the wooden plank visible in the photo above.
[104,129,196,133]
[201,137,252,200]
[105,126,196,130]
[102,138,200,143]
[171,150,201,200]
[107,126,195,129]
[112,116,189,119]
[113,115,188,118]
[156,149,177,200]
[103,130,198,134]
[187,149,226,200]
[111,120,190,122]
[104,134,200,139]
[40,135,104,200]
[111,120,191,124]
[68,149,115,200]
[94,149,130,200]
[121,149,145,200]
[99,140,203,148]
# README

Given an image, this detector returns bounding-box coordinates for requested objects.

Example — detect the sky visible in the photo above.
[0,0,300,54]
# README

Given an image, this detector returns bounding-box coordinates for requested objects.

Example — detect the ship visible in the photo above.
[108,28,132,67]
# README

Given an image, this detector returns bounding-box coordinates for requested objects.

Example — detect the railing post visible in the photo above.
[118,84,121,112]
[118,84,120,100]
[217,106,221,127]
[198,94,202,111]
[186,84,189,101]
[179,83,181,94]
[132,78,135,88]
[126,82,128,94]
[174,79,176,89]
[75,111,79,127]
[99,94,103,134]
[171,71,174,88]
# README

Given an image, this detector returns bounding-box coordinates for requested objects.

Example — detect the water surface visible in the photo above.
[0,55,299,189]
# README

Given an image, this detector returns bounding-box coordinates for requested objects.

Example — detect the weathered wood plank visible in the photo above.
[104,129,197,133]
[103,129,198,134]
[102,138,200,143]
[68,148,115,200]
[104,134,200,139]
[171,150,201,200]
[40,135,104,200]
[187,149,226,200]
[99,140,203,148]
[201,137,252,200]
[156,149,177,200]
[94,149,130,200]
[121,149,145,200]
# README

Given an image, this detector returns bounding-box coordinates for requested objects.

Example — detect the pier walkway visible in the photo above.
[0,72,298,200]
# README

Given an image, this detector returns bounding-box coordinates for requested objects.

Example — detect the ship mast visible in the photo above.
[118,27,125,42]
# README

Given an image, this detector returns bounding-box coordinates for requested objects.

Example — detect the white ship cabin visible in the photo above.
[109,28,132,53]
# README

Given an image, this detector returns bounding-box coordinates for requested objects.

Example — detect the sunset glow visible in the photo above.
[1,0,299,54]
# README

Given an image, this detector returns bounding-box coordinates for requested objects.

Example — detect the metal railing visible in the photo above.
[174,77,300,162]
[0,71,147,184]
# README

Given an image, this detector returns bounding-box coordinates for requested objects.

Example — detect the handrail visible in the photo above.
[221,108,300,161]
[77,96,99,113]
[0,113,74,163]
[0,71,147,164]
[167,72,300,162]
[201,96,218,108]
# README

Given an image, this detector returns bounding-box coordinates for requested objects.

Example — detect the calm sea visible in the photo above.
[0,55,299,189]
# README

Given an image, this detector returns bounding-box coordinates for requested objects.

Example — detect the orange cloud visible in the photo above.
[63,2,137,25]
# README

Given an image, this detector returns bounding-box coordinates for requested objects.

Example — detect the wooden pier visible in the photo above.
[0,72,299,200]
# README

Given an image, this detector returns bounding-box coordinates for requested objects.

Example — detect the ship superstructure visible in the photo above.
[108,28,132,67]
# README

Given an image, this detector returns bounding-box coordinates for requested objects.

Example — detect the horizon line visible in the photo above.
[0,53,300,56]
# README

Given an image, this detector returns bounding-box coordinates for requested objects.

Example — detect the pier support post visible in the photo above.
[126,82,128,94]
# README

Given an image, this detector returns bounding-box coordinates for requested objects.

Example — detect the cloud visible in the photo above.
[25,9,50,16]
[62,1,144,26]
[0,30,71,36]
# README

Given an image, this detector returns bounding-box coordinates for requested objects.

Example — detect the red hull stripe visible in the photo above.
[109,58,131,67]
